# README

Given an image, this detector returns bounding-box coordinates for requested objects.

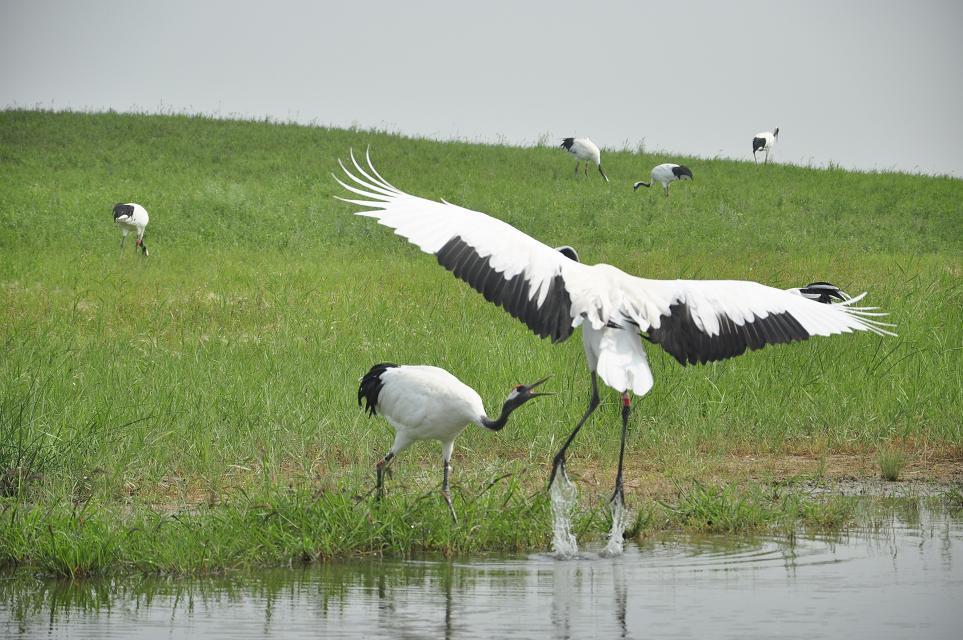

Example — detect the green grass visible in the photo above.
[878,447,908,481]
[646,482,857,536]
[0,477,868,578]
[1,109,961,574]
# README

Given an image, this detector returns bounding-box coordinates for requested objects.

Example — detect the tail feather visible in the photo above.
[113,203,134,220]
[597,330,654,396]
[358,363,398,416]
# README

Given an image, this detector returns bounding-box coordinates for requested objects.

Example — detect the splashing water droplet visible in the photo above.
[550,466,578,559]
[601,496,628,557]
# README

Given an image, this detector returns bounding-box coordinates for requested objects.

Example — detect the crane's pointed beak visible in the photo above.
[524,375,554,397]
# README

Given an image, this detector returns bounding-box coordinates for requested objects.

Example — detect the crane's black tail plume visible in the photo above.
[113,203,134,220]
[560,138,575,151]
[358,363,398,416]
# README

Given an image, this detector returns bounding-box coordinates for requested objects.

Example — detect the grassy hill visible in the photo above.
[0,110,960,572]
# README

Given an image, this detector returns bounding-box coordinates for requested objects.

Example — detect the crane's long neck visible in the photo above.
[479,399,519,432]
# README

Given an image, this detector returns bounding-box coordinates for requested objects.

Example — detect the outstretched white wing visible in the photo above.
[605,274,895,365]
[335,151,895,363]
[334,149,589,343]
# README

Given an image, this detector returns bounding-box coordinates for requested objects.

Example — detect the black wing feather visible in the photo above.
[648,303,811,366]
[436,236,574,343]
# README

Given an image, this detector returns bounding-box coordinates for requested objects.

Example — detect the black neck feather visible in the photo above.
[480,399,518,432]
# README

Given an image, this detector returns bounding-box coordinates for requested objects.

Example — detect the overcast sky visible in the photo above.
[2,0,961,176]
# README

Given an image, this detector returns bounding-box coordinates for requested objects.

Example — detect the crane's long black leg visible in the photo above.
[442,458,457,523]
[375,452,394,499]
[611,393,632,508]
[549,373,600,486]
[574,161,580,176]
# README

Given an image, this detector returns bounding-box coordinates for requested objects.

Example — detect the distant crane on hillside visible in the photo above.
[633,163,693,197]
[753,127,779,164]
[113,203,150,256]
[560,138,609,182]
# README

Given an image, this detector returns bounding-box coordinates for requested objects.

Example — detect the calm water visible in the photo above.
[2,500,961,639]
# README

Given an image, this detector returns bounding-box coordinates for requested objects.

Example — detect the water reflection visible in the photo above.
[2,499,962,639]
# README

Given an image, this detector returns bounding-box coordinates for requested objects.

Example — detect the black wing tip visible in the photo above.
[672,165,693,179]
[799,282,850,304]
[358,363,399,416]
[560,138,575,150]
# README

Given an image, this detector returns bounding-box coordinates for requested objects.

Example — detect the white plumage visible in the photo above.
[337,150,894,510]
[633,163,693,197]
[358,363,549,521]
[113,202,149,256]
[560,137,609,182]
[752,127,779,164]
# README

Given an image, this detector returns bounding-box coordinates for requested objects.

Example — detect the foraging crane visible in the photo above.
[335,150,894,514]
[633,163,693,197]
[752,127,779,164]
[561,138,609,182]
[358,363,551,522]
[787,282,851,304]
[113,203,149,256]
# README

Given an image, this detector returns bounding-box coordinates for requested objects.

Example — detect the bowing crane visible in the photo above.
[113,203,149,256]
[633,163,693,197]
[359,363,550,522]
